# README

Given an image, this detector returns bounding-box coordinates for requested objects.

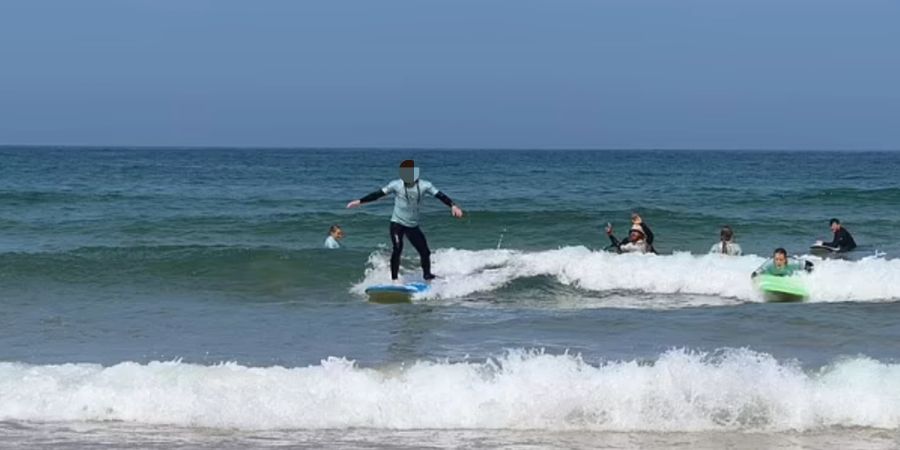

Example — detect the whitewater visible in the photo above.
[355,247,900,306]
[2,349,900,432]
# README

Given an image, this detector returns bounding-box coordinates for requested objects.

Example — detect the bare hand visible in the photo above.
[631,213,642,225]
[605,224,613,235]
[451,205,464,218]
[346,200,361,209]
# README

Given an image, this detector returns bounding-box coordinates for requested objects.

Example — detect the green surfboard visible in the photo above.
[755,274,809,303]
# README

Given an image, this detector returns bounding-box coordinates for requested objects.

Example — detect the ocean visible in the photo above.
[1,147,899,448]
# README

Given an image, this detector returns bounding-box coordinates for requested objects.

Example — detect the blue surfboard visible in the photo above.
[365,282,430,303]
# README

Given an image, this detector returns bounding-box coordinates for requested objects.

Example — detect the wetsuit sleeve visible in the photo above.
[608,234,621,248]
[823,231,839,248]
[434,191,455,208]
[640,223,654,245]
[824,229,854,250]
[359,190,387,204]
[751,263,770,278]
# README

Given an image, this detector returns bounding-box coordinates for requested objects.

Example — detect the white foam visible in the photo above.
[353,247,900,305]
[2,349,900,431]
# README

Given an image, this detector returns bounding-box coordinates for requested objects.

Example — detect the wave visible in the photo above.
[353,247,900,306]
[1,349,899,431]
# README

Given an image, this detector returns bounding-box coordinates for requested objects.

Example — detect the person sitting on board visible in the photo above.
[324,224,344,249]
[630,212,657,253]
[347,160,464,282]
[815,218,857,252]
[751,248,813,278]
[606,223,651,254]
[709,225,742,256]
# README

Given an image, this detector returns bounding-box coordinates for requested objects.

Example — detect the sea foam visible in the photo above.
[2,349,899,431]
[353,247,900,305]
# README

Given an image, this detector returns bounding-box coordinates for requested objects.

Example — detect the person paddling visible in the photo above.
[347,160,463,282]
[751,248,814,278]
[816,218,857,252]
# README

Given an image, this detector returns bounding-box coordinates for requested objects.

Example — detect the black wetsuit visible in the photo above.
[824,227,857,252]
[359,187,455,280]
[639,223,656,253]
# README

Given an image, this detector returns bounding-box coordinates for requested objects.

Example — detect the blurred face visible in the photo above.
[630,230,642,241]
[831,223,840,232]
[331,228,344,240]
[773,252,787,268]
[400,167,419,184]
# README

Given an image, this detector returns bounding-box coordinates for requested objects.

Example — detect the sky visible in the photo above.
[0,0,898,150]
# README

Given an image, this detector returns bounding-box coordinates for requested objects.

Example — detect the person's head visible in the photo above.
[399,160,419,185]
[720,225,734,242]
[773,248,788,268]
[829,218,842,232]
[629,224,645,242]
[329,224,344,240]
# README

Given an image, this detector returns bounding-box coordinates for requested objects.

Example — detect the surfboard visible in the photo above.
[755,274,808,303]
[365,282,430,303]
[809,244,840,257]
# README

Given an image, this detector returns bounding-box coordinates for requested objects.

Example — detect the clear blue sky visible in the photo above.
[1,0,898,149]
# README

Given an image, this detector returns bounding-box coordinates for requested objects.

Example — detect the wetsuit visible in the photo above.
[359,179,456,280]
[639,223,655,246]
[823,227,857,252]
[638,223,657,254]
[752,260,814,278]
[607,234,650,254]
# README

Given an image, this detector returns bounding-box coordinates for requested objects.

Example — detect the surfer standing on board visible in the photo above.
[347,160,464,283]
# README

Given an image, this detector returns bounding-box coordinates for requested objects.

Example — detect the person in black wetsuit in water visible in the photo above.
[630,212,657,254]
[817,218,857,252]
[347,160,464,282]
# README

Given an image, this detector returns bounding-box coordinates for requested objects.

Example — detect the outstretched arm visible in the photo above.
[640,223,654,245]
[347,190,387,208]
[434,191,464,218]
[605,224,621,249]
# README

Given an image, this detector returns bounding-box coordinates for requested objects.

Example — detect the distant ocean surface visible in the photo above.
[2,147,900,448]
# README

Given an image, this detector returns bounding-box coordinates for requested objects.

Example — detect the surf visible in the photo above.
[2,349,900,431]
[354,247,900,306]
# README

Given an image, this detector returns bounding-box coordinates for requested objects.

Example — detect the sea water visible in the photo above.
[1,148,899,448]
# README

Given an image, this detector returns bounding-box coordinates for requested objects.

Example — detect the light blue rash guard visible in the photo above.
[324,235,341,249]
[381,179,440,227]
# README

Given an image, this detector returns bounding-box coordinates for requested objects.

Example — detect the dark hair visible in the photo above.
[829,218,840,225]
[329,224,342,234]
[720,225,734,254]
[773,247,788,258]
[400,159,415,168]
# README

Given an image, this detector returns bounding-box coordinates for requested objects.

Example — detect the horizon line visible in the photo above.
[2,144,899,152]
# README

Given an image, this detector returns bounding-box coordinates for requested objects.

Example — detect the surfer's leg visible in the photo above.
[407,226,433,279]
[389,222,405,280]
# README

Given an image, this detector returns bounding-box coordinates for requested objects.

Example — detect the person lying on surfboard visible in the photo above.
[751,248,814,278]
[605,223,651,254]
[815,218,857,252]
[347,160,463,282]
